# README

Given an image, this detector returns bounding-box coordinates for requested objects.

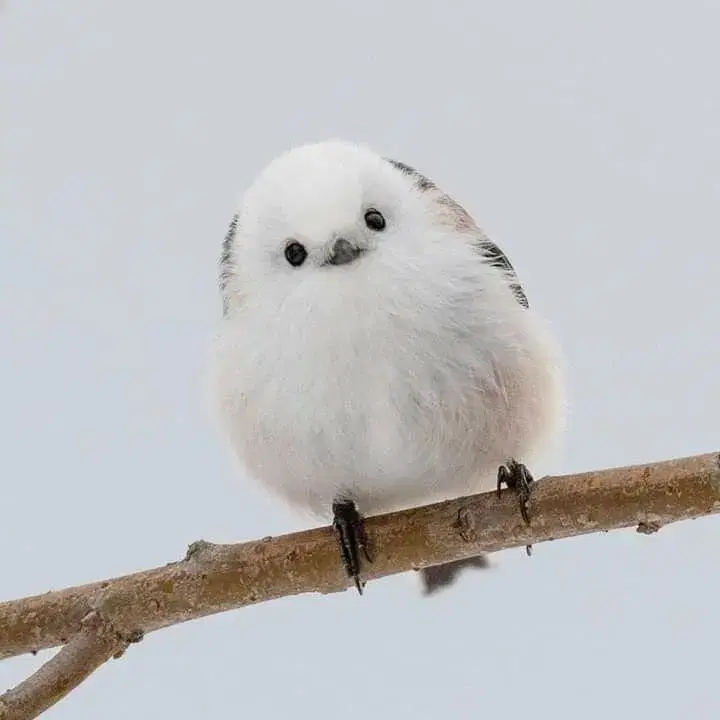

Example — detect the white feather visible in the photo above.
[213,140,566,521]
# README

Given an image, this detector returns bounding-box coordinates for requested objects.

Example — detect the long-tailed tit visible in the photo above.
[214,140,565,594]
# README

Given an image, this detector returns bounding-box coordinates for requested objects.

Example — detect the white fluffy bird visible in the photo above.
[214,140,565,594]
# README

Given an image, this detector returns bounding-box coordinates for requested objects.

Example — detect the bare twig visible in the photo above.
[0,612,129,720]
[3,452,719,658]
[1,453,719,696]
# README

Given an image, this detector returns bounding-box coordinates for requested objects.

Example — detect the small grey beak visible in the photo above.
[325,237,365,266]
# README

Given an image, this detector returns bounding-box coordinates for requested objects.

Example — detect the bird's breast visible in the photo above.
[215,277,560,518]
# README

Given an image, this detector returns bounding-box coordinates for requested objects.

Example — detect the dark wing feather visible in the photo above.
[219,212,240,316]
[476,238,529,308]
[384,158,437,191]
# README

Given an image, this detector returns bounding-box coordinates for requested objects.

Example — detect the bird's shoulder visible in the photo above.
[386,158,529,308]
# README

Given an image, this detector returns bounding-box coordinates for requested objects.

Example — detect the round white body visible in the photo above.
[215,233,563,521]
[213,140,565,521]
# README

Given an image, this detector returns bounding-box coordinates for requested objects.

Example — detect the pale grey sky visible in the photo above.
[2,2,719,718]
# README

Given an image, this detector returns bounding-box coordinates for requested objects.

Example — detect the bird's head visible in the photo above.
[220,140,480,315]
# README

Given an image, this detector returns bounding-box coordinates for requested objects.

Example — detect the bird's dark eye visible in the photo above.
[284,241,307,267]
[364,209,386,231]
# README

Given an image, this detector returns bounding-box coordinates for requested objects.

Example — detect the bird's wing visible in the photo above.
[387,157,530,596]
[474,236,529,308]
[385,158,529,309]
[219,212,240,316]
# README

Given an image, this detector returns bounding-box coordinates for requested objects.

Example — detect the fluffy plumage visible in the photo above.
[213,139,565,588]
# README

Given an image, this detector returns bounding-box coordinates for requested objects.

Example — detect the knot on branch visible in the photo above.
[454,506,478,543]
[185,539,217,562]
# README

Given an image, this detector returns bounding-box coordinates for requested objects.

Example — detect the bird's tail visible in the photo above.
[418,555,491,596]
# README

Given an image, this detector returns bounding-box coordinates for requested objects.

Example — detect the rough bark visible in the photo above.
[0,612,128,720]
[0,452,718,718]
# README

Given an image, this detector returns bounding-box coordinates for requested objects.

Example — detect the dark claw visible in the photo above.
[332,499,372,594]
[497,460,535,556]
[497,459,535,526]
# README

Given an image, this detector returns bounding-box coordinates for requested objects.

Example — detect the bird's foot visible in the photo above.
[332,499,372,594]
[496,459,535,523]
[497,460,535,555]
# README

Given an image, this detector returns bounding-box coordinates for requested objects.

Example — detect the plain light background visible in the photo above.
[2,2,719,718]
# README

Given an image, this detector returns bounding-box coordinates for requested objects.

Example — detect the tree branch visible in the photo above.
[1,453,719,691]
[0,612,129,720]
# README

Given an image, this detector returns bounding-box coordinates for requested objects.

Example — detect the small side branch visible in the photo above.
[0,612,129,720]
[1,452,719,669]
